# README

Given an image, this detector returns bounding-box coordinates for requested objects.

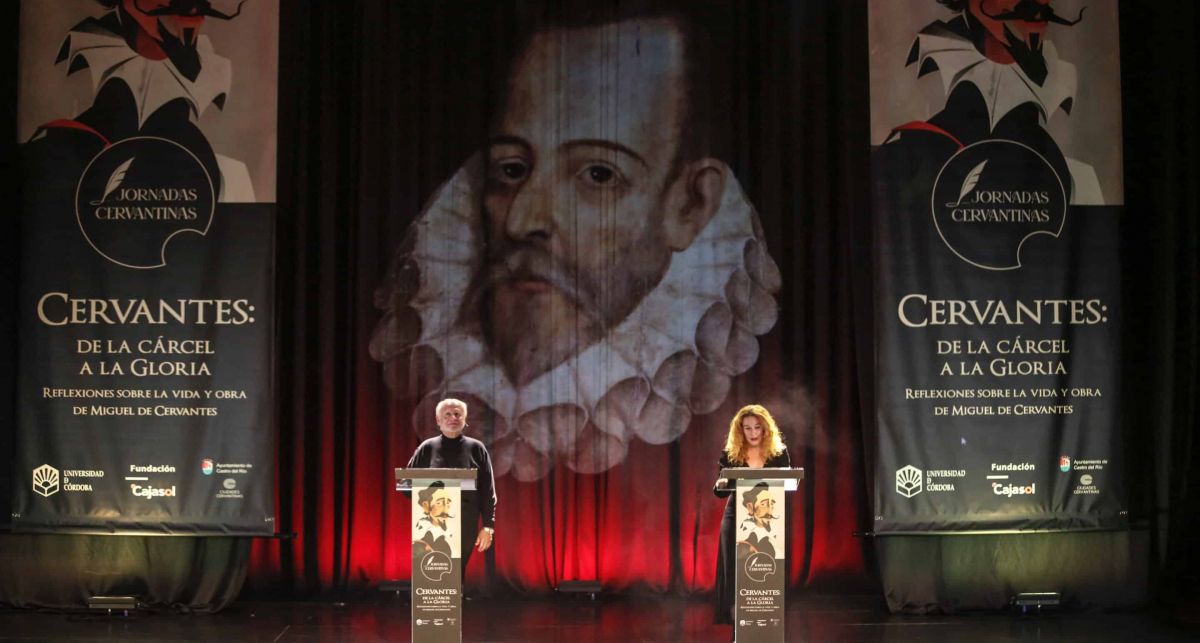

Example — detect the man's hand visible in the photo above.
[475,527,494,552]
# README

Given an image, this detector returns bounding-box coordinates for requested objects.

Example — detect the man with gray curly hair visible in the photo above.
[406,398,496,573]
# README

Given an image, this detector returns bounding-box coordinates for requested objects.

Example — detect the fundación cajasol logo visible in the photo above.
[931,140,1067,271]
[992,481,1037,497]
[895,465,923,498]
[75,137,215,269]
[32,464,60,497]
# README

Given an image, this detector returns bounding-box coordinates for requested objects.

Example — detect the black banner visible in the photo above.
[869,1,1126,533]
[12,0,277,535]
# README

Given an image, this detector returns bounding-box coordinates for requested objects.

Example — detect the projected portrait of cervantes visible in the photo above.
[371,12,781,481]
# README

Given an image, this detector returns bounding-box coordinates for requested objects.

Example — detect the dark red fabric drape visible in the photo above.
[244,0,872,596]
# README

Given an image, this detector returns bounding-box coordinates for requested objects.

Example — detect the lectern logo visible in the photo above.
[895,465,923,498]
[420,551,453,582]
[743,552,777,582]
[33,464,60,497]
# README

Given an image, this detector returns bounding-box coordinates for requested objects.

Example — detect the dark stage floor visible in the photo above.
[0,594,1196,642]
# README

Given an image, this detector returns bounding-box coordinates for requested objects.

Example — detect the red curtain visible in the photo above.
[245,0,872,596]
[2,0,1199,613]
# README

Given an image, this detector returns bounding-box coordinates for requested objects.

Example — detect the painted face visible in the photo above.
[741,414,766,448]
[750,489,776,522]
[481,18,688,385]
[424,488,453,519]
[971,0,1053,51]
[126,0,208,46]
[436,403,467,438]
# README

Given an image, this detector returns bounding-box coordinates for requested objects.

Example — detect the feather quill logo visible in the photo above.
[947,160,988,207]
[74,137,215,269]
[89,157,135,206]
[930,139,1066,270]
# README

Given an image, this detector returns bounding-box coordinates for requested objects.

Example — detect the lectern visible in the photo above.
[396,467,476,643]
[720,467,805,643]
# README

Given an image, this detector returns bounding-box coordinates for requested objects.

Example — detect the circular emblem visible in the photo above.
[743,551,777,583]
[420,551,454,582]
[75,136,215,269]
[931,139,1066,271]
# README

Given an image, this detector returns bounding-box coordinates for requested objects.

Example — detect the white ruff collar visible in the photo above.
[60,19,231,126]
[371,156,781,480]
[911,22,1076,130]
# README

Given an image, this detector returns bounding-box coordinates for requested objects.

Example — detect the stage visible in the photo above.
[0,594,1195,643]
[2,2,1200,643]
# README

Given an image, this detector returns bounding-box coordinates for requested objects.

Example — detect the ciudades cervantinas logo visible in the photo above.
[931,140,1067,271]
[75,137,215,269]
[895,465,923,498]
[32,464,60,497]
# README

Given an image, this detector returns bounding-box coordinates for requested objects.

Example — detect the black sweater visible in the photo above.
[406,434,497,528]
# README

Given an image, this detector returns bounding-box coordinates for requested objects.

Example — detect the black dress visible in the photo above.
[713,447,792,625]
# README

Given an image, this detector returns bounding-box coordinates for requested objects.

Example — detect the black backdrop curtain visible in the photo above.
[1120,0,1200,609]
[0,0,1197,612]
[245,0,874,596]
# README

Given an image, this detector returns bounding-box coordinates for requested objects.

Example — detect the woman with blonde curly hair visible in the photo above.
[711,404,791,627]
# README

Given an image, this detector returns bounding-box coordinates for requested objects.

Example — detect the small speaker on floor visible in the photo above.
[557,580,602,600]
[1013,591,1061,614]
[87,595,139,615]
